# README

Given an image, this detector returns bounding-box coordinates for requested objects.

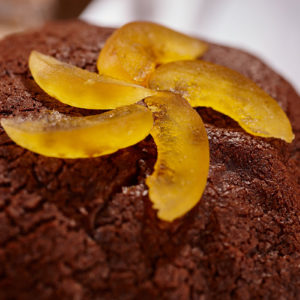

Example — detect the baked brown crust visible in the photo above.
[0,20,299,300]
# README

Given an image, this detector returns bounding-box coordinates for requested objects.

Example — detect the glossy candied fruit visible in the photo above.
[1,104,153,158]
[145,92,209,222]
[29,51,156,109]
[148,60,294,143]
[97,21,207,86]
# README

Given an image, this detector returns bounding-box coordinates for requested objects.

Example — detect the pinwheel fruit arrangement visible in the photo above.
[1,22,294,222]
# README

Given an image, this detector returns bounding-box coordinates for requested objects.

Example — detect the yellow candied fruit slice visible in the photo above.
[148,60,294,143]
[29,51,156,110]
[144,92,209,222]
[97,21,208,86]
[1,104,153,159]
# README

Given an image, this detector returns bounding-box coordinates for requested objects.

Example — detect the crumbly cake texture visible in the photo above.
[0,20,299,300]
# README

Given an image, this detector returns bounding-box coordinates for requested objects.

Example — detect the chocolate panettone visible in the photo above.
[0,20,299,300]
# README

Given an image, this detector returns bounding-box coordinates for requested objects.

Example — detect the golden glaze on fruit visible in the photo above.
[145,93,209,221]
[149,60,294,142]
[1,104,153,158]
[97,22,207,86]
[29,51,156,109]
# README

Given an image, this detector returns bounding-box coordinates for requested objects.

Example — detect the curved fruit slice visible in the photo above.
[97,21,207,86]
[144,93,209,222]
[149,60,294,143]
[1,104,153,159]
[29,51,156,109]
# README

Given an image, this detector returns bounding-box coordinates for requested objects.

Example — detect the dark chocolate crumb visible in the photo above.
[0,20,299,300]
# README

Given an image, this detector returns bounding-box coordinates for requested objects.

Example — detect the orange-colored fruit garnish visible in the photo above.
[1,104,153,158]
[2,21,294,223]
[145,93,209,221]
[148,60,294,143]
[29,51,156,109]
[97,21,207,86]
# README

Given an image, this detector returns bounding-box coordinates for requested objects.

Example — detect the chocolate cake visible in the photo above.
[0,20,299,300]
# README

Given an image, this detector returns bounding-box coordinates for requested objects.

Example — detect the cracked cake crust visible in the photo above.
[0,20,299,300]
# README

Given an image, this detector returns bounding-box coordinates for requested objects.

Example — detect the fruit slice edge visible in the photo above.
[144,92,209,222]
[1,104,153,159]
[29,51,156,110]
[97,21,208,86]
[148,60,294,143]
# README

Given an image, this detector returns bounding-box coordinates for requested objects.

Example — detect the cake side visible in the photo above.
[0,20,299,300]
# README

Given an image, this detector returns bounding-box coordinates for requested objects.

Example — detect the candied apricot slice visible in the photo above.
[29,51,156,109]
[148,60,294,143]
[97,21,207,86]
[1,104,153,158]
[144,92,209,222]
